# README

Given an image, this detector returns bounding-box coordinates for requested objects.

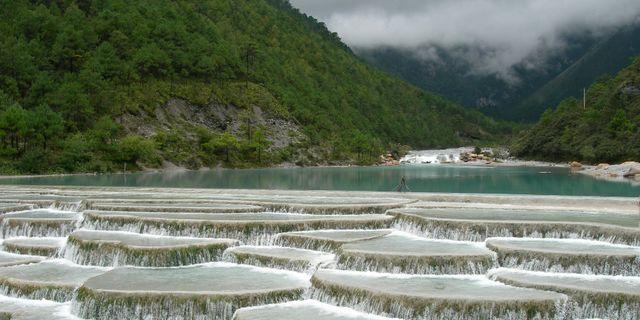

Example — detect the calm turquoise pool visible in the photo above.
[1,165,638,197]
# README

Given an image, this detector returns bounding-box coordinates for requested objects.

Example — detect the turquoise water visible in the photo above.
[1,165,639,197]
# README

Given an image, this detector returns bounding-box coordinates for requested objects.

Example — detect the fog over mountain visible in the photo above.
[290,0,640,82]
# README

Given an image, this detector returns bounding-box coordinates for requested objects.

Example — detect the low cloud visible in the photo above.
[291,0,640,81]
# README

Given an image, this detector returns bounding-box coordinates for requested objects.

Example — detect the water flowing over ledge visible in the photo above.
[232,300,401,320]
[310,269,567,320]
[81,210,393,245]
[0,295,79,320]
[0,259,109,302]
[223,246,335,273]
[1,210,81,238]
[489,268,640,319]
[2,237,66,257]
[485,237,640,275]
[72,263,310,320]
[63,229,239,267]
[390,207,640,245]
[336,232,496,275]
[274,229,393,252]
[0,185,638,319]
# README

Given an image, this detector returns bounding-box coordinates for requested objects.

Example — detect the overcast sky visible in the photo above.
[290,0,640,80]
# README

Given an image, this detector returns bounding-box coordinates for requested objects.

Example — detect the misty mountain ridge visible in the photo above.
[357,23,640,122]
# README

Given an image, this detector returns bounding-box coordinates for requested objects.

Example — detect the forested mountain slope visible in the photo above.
[511,57,640,163]
[0,0,506,174]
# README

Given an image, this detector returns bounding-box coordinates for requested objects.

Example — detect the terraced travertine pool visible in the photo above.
[0,186,638,319]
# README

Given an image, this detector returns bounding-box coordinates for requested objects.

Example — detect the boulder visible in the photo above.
[570,161,582,168]
[623,166,640,178]
[596,163,609,170]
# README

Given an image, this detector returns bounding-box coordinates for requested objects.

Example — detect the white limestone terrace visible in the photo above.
[486,237,640,275]
[337,231,495,274]
[390,207,640,245]
[87,202,264,213]
[0,259,110,302]
[233,300,401,320]
[64,229,240,267]
[0,185,638,319]
[0,209,81,238]
[86,197,412,215]
[7,185,636,214]
[407,199,639,216]
[0,209,80,221]
[81,210,393,244]
[73,262,311,320]
[2,237,66,257]
[275,229,393,252]
[489,268,640,319]
[489,268,640,298]
[0,295,80,320]
[2,186,417,214]
[311,269,567,320]
[224,246,335,273]
[0,251,43,267]
[0,204,32,214]
[67,229,238,248]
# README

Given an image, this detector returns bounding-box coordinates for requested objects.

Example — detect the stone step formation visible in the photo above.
[0,186,638,320]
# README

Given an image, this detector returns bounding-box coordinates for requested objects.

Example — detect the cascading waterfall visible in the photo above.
[72,293,306,320]
[272,230,393,253]
[1,237,65,257]
[489,268,640,320]
[498,255,640,276]
[1,209,81,239]
[1,219,79,238]
[1,187,638,320]
[49,201,85,213]
[223,251,315,273]
[273,235,340,252]
[79,219,282,246]
[222,247,336,274]
[309,269,568,320]
[62,240,232,267]
[392,219,640,246]
[71,263,310,320]
[0,282,76,303]
[0,260,108,303]
[82,213,391,246]
[335,255,494,275]
[309,287,566,320]
[485,238,640,276]
[558,299,640,320]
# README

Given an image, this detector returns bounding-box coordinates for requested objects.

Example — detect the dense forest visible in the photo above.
[512,56,640,163]
[0,0,508,174]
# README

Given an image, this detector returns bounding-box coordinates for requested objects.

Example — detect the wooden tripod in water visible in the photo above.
[395,176,411,192]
